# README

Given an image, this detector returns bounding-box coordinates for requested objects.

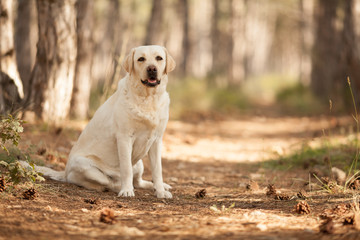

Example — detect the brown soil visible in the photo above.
[1,116,360,240]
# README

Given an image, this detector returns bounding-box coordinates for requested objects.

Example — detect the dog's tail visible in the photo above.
[19,161,66,182]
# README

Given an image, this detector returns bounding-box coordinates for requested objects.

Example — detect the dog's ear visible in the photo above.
[123,48,135,73]
[164,48,176,74]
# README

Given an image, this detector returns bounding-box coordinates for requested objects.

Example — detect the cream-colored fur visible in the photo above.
[22,45,175,199]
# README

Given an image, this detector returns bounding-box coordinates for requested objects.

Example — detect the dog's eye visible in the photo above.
[138,57,145,62]
[156,56,163,61]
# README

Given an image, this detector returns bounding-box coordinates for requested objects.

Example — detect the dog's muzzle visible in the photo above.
[141,65,160,87]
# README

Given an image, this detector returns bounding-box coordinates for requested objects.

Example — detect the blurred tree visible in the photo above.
[229,0,246,86]
[210,0,221,85]
[0,0,24,114]
[15,0,37,93]
[179,0,189,75]
[311,0,340,101]
[26,0,77,124]
[187,0,212,78]
[298,0,314,85]
[339,0,360,94]
[145,0,163,45]
[70,0,94,120]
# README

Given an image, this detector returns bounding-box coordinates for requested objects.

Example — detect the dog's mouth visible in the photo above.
[141,78,160,87]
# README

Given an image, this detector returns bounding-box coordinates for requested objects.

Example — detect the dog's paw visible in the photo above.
[118,189,135,197]
[155,190,172,199]
[163,182,172,190]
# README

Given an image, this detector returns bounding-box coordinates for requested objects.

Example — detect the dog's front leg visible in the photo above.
[116,138,135,197]
[149,140,172,198]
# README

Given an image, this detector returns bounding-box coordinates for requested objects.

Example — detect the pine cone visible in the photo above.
[22,187,37,200]
[266,184,277,196]
[343,212,360,230]
[37,148,47,156]
[295,200,311,214]
[274,193,290,200]
[100,208,116,224]
[84,198,99,204]
[297,191,307,199]
[349,179,360,190]
[0,177,6,192]
[195,189,206,198]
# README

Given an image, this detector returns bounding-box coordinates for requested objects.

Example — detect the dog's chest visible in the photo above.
[131,130,158,162]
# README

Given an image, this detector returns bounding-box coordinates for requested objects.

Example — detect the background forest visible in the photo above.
[1,0,360,123]
[3,1,360,238]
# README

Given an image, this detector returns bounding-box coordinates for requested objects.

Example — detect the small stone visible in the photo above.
[331,167,346,184]
[246,181,259,191]
[81,208,89,213]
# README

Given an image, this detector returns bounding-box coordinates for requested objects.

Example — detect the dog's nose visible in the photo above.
[147,65,157,75]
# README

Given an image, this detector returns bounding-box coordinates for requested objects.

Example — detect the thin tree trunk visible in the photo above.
[179,0,189,74]
[0,0,24,114]
[311,0,339,101]
[229,0,246,86]
[188,0,212,78]
[340,0,360,94]
[298,0,314,85]
[27,0,77,124]
[211,0,221,80]
[70,0,94,120]
[15,0,37,93]
[144,0,163,45]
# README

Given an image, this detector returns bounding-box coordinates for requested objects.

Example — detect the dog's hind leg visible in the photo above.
[133,160,153,189]
[66,156,112,192]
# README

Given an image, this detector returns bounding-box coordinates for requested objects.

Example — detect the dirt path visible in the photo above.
[1,116,359,240]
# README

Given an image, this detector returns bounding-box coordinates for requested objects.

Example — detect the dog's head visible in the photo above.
[122,46,176,88]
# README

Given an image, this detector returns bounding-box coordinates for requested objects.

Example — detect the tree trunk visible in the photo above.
[188,0,212,78]
[15,0,37,93]
[27,0,77,124]
[70,0,94,120]
[298,0,314,85]
[0,0,24,114]
[144,0,163,45]
[180,0,189,75]
[210,0,221,81]
[229,0,246,86]
[340,0,360,95]
[311,0,339,101]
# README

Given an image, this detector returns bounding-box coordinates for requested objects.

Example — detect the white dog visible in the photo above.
[23,45,176,198]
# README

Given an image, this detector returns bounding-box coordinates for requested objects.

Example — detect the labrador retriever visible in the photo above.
[22,45,176,198]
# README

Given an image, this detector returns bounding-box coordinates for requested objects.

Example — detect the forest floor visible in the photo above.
[1,115,360,240]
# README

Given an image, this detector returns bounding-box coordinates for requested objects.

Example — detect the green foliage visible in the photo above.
[0,115,24,154]
[211,88,250,112]
[0,161,44,185]
[263,140,357,172]
[0,114,44,185]
[276,83,325,115]
[168,78,250,119]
